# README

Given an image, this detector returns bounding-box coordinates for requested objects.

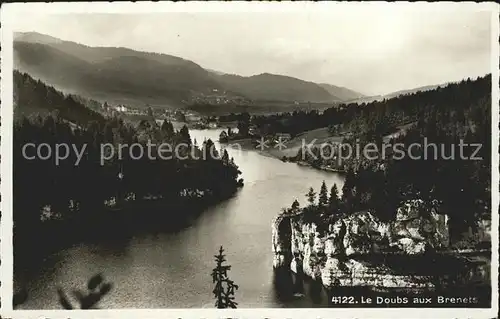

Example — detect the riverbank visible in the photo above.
[14,185,243,275]
[219,127,346,173]
[294,160,346,173]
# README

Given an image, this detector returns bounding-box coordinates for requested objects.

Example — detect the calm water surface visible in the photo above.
[18,129,344,308]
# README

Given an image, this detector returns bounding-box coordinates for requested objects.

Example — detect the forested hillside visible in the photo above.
[253,76,491,139]
[13,75,244,266]
[14,70,104,125]
[212,73,336,102]
[282,75,491,241]
[14,32,364,107]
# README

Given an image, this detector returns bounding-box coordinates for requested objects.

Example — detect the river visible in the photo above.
[17,129,345,309]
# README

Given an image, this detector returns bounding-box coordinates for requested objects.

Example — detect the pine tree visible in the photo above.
[161,120,174,136]
[306,187,316,206]
[341,168,356,212]
[203,139,218,160]
[221,149,230,165]
[318,181,329,209]
[329,183,340,215]
[237,120,249,136]
[147,105,154,118]
[179,125,192,146]
[211,246,238,309]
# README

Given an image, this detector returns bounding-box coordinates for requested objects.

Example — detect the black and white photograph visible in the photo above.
[0,2,498,317]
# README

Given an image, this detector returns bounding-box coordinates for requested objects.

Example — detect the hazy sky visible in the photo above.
[10,7,493,96]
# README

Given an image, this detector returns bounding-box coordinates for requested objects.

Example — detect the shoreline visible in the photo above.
[220,137,296,160]
[293,160,346,173]
[14,187,243,272]
[220,137,346,173]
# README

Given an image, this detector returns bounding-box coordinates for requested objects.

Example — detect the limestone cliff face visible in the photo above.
[272,214,292,268]
[392,199,449,253]
[272,199,450,289]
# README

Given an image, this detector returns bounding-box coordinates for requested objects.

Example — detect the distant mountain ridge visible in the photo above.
[14,33,221,108]
[318,83,366,101]
[213,72,337,103]
[14,32,365,108]
[383,84,444,99]
[344,83,446,104]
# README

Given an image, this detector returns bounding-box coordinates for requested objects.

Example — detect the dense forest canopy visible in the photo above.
[13,72,244,264]
[14,70,105,125]
[276,75,492,240]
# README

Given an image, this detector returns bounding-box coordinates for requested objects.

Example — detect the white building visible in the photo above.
[113,105,128,112]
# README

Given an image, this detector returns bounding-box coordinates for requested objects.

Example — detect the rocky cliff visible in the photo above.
[272,199,451,289]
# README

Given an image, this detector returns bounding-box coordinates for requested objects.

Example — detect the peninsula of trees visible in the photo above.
[13,71,244,266]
